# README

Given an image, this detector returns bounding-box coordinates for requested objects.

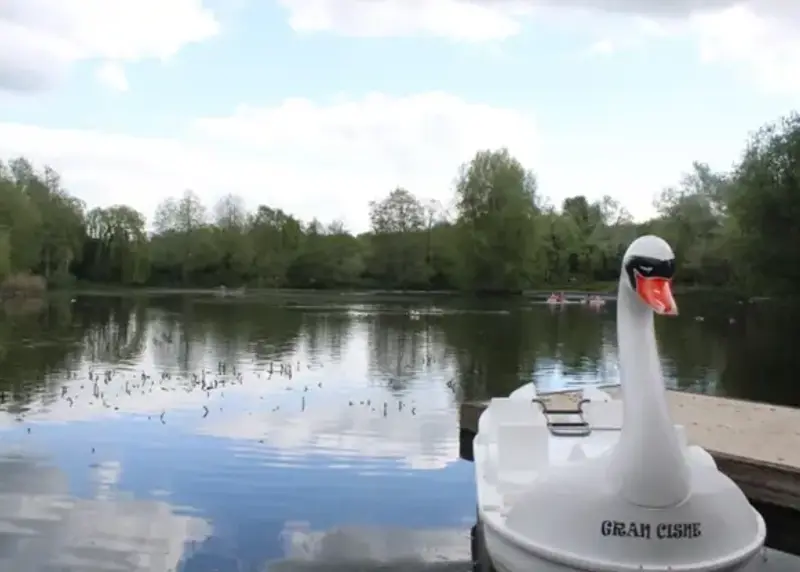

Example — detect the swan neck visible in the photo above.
[613,280,690,508]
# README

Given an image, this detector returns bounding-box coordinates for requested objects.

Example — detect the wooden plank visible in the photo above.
[666,392,800,469]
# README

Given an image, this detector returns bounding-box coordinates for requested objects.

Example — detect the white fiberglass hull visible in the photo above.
[473,384,766,572]
[480,518,765,572]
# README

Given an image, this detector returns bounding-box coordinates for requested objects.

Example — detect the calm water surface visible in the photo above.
[0,293,797,571]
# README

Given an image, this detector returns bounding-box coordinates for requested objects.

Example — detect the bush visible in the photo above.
[0,273,47,299]
[2,297,44,316]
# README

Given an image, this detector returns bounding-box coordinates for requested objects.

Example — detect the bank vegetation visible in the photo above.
[2,112,799,297]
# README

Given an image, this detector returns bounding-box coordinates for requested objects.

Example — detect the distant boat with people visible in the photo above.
[215,286,246,298]
[546,292,608,306]
[587,294,606,307]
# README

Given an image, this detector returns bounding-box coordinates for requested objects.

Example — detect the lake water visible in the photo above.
[0,293,797,571]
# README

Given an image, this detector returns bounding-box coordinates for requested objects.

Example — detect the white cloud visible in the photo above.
[0,452,210,571]
[277,0,533,41]
[95,62,129,92]
[689,5,800,96]
[2,0,800,97]
[586,38,616,56]
[582,1,800,96]
[575,1,800,96]
[277,0,800,95]
[0,0,219,92]
[0,92,540,231]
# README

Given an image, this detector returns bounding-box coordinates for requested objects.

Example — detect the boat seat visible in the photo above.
[481,398,544,435]
[496,422,548,474]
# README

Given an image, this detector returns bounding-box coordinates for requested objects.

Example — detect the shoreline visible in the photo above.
[56,282,740,300]
[62,285,618,299]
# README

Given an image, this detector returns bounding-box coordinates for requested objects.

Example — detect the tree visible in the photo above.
[455,148,540,292]
[213,194,251,285]
[367,188,429,288]
[726,113,800,295]
[0,160,42,273]
[250,206,302,287]
[81,205,149,284]
[152,190,209,284]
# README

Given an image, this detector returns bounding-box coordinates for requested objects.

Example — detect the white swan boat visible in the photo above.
[474,235,766,572]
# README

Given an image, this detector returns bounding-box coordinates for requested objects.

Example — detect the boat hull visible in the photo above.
[480,515,764,572]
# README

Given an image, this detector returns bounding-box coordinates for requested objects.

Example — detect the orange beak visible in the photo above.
[635,274,678,316]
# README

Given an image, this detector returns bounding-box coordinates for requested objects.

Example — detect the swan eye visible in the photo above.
[625,256,675,289]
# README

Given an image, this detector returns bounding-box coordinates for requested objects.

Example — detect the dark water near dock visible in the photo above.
[0,293,797,571]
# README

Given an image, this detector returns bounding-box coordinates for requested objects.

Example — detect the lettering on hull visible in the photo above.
[600,520,702,539]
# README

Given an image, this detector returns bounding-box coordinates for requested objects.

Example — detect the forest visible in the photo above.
[1,111,798,296]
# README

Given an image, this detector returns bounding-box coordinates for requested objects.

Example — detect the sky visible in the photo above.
[1,0,799,233]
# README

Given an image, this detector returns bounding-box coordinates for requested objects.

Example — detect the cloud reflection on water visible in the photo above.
[0,452,210,572]
[0,310,465,472]
[199,403,459,470]
[268,522,470,570]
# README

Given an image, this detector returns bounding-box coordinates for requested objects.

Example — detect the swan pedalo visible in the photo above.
[473,235,766,572]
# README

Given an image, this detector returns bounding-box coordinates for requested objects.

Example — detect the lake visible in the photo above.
[0,292,797,572]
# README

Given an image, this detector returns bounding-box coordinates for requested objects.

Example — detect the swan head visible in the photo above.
[621,235,677,316]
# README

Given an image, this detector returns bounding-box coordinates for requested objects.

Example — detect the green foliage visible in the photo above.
[455,149,540,292]
[2,111,800,295]
[0,273,47,298]
[726,113,800,295]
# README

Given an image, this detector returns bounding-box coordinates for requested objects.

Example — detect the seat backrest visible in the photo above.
[496,422,549,474]
[489,397,544,427]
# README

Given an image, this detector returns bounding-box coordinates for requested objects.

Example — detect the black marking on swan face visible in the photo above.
[625,256,675,290]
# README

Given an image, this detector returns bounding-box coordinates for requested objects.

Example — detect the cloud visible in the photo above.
[575,0,800,95]
[575,1,800,96]
[586,39,617,56]
[277,0,532,41]
[276,0,795,27]
[0,0,219,92]
[277,0,800,95]
[581,1,800,96]
[0,92,540,231]
[95,62,129,92]
[551,0,794,19]
[0,452,210,571]
[688,5,800,96]
[2,0,799,97]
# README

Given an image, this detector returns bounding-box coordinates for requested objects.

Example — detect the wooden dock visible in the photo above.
[459,389,800,555]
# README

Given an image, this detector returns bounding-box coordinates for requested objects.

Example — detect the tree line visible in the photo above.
[1,111,799,296]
